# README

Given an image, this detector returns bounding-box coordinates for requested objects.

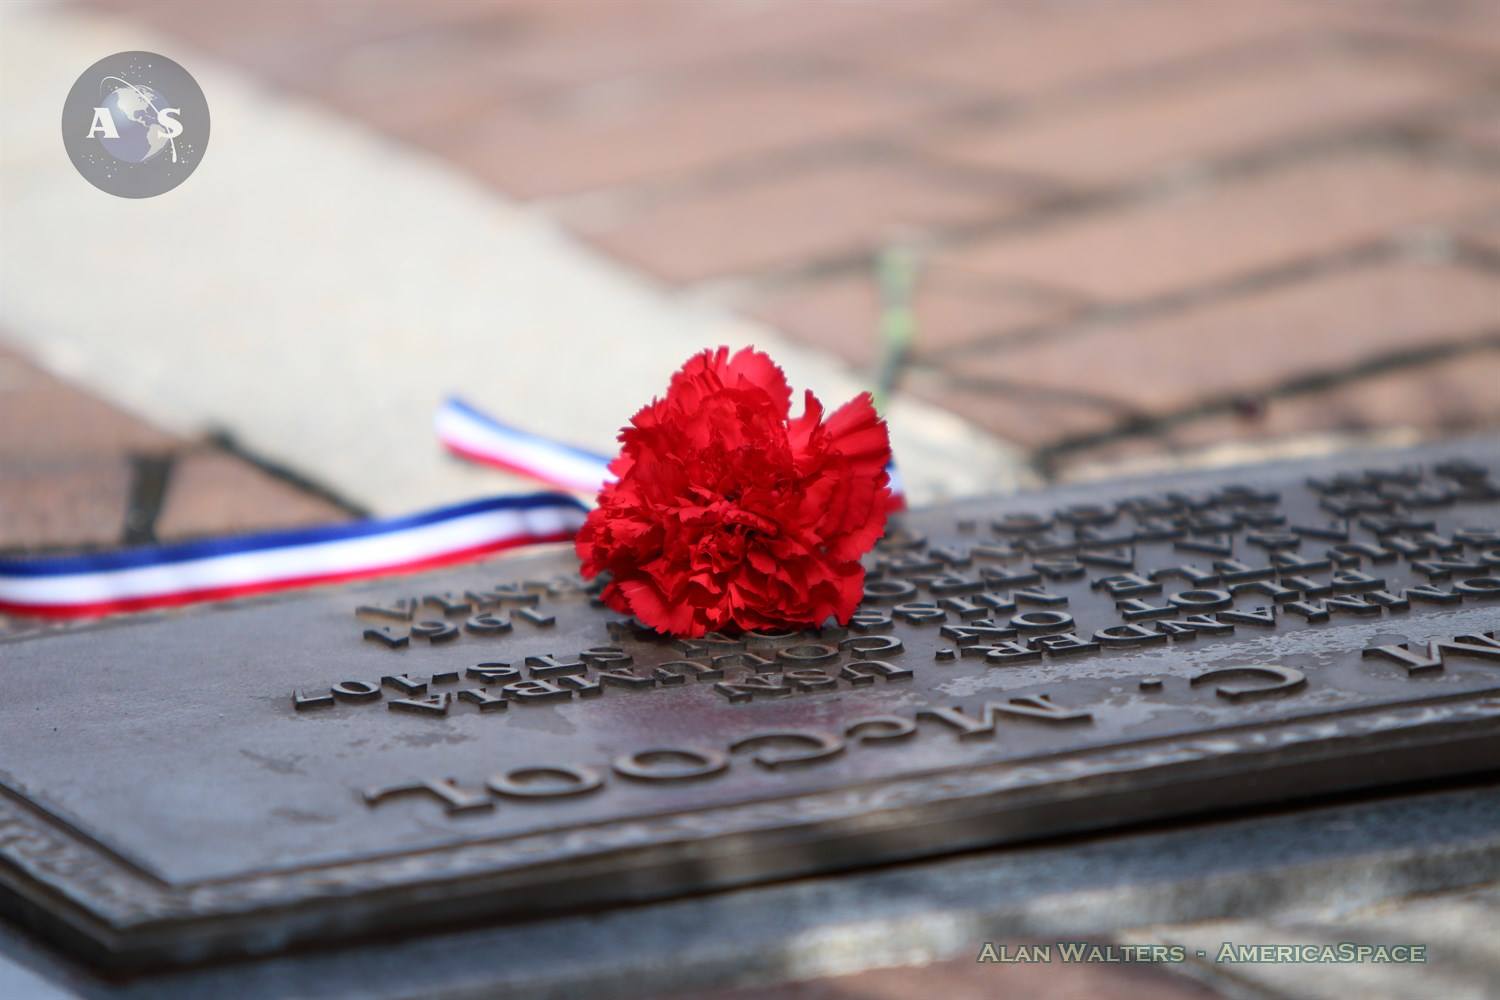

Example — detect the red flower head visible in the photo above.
[575,347,892,637]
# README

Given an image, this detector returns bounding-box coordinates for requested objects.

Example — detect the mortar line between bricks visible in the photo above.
[1454,238,1500,273]
[921,240,1406,363]
[120,452,174,546]
[1395,90,1500,137]
[1344,24,1500,79]
[1418,140,1500,179]
[1031,333,1500,475]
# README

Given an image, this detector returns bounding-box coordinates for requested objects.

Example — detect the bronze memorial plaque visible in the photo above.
[5,442,1500,970]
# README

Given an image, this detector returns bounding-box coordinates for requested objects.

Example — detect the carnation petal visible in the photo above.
[720,346,793,416]
[823,392,891,471]
[616,577,701,636]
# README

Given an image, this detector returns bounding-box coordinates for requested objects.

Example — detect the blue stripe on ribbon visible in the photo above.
[0,492,587,577]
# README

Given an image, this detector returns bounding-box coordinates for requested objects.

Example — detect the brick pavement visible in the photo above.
[83,0,1500,488]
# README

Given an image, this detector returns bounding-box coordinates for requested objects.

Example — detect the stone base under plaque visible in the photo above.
[2,775,1498,998]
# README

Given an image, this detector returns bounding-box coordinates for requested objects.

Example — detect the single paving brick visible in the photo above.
[922,44,1470,188]
[931,260,1500,443]
[750,273,1074,369]
[154,448,348,541]
[579,160,1029,284]
[0,345,176,460]
[0,457,136,552]
[938,153,1500,302]
[902,369,1126,451]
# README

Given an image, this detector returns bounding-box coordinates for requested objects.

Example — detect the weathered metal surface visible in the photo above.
[4,440,1500,970]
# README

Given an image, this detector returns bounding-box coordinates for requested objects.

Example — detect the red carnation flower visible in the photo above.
[575,347,892,638]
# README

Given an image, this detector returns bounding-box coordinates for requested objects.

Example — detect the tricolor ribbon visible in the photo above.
[0,493,586,618]
[0,398,899,619]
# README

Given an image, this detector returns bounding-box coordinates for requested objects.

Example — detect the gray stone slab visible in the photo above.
[4,437,1500,980]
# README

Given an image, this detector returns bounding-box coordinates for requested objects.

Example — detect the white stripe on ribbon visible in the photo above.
[0,494,587,618]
